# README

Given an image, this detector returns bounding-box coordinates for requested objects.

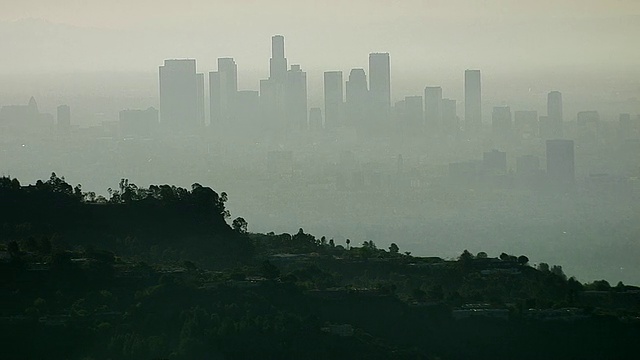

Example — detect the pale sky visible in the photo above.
[0,0,638,79]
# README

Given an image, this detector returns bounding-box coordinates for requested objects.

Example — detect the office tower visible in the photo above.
[159,59,199,131]
[285,65,308,130]
[196,73,205,127]
[404,96,423,127]
[345,68,369,127]
[309,107,323,131]
[491,106,512,141]
[369,53,391,122]
[483,149,507,174]
[514,110,538,140]
[261,35,291,129]
[424,86,442,128]
[547,91,563,137]
[324,71,343,129]
[270,35,288,82]
[577,110,600,144]
[464,69,481,132]
[441,98,459,135]
[546,139,575,188]
[209,58,238,126]
[235,90,259,128]
[119,107,159,137]
[57,105,70,133]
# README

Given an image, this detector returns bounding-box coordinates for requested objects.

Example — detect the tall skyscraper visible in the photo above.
[547,91,563,137]
[159,59,200,131]
[345,68,369,127]
[270,35,288,82]
[209,57,238,126]
[424,86,442,128]
[323,71,343,129]
[56,105,70,133]
[196,73,205,127]
[369,53,391,122]
[285,65,308,130]
[546,139,575,189]
[464,69,481,132]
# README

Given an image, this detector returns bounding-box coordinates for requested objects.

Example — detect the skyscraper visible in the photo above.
[209,57,238,126]
[323,71,343,129]
[464,69,481,132]
[369,53,391,122]
[424,86,442,129]
[514,110,538,139]
[546,139,575,189]
[345,68,369,127]
[285,65,308,130]
[270,35,288,82]
[547,91,563,137]
[159,59,200,131]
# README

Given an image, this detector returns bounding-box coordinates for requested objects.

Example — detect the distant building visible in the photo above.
[119,107,159,137]
[369,53,391,123]
[404,96,423,128]
[464,70,481,132]
[424,86,442,129]
[441,98,459,136]
[159,59,200,131]
[234,90,260,128]
[286,64,308,130]
[483,149,507,174]
[209,57,238,126]
[547,91,563,137]
[514,110,538,140]
[324,71,343,129]
[577,111,600,144]
[345,68,369,127]
[546,139,575,189]
[491,106,512,142]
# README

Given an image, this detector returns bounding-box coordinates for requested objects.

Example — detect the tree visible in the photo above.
[389,243,399,254]
[346,239,351,249]
[537,262,550,272]
[476,251,488,259]
[7,241,20,259]
[261,260,280,280]
[499,252,510,261]
[517,255,529,265]
[232,217,248,233]
[459,249,474,262]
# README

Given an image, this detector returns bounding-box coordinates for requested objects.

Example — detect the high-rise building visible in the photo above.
[547,91,563,137]
[196,73,205,127]
[483,149,507,174]
[57,105,70,133]
[270,35,288,82]
[346,68,369,127]
[209,58,238,126]
[546,139,575,188]
[424,86,442,128]
[441,98,459,135]
[159,59,200,131]
[285,65,308,130]
[404,96,423,127]
[464,69,481,132]
[324,71,343,129]
[369,53,391,122]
